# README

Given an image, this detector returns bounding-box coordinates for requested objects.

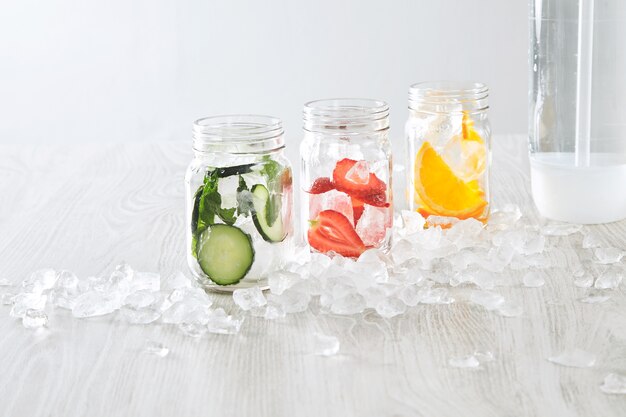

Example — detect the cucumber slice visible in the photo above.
[196,224,254,286]
[251,184,285,242]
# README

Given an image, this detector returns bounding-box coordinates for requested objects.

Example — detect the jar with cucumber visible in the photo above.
[185,115,293,291]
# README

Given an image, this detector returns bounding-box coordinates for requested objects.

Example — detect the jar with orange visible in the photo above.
[405,81,491,223]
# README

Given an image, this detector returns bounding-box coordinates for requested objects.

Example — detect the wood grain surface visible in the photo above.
[0,135,625,417]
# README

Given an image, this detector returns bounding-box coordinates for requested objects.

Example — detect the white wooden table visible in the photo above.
[0,135,625,417]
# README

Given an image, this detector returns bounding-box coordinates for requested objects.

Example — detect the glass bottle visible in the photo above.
[529,0,626,223]
[405,81,491,224]
[300,99,393,257]
[185,115,293,291]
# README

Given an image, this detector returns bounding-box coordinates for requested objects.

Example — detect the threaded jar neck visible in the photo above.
[408,81,489,113]
[192,115,284,154]
[303,98,390,134]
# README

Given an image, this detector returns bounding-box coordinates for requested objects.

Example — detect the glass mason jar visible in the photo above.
[300,99,393,257]
[185,115,294,291]
[405,81,491,224]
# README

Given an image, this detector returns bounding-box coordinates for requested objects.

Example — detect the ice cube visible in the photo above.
[267,290,310,313]
[398,285,420,307]
[420,287,454,304]
[0,278,12,286]
[124,290,158,309]
[130,272,160,292]
[233,287,267,311]
[600,373,626,395]
[522,234,545,255]
[10,293,48,318]
[547,349,596,368]
[330,293,365,315]
[375,297,406,318]
[345,160,370,184]
[144,340,169,357]
[206,308,244,335]
[1,292,15,305]
[356,205,391,247]
[523,271,545,288]
[55,270,79,291]
[594,270,623,290]
[582,232,603,249]
[488,205,522,229]
[161,271,192,292]
[449,355,480,368]
[178,322,208,338]
[308,189,355,225]
[263,303,286,320]
[594,248,624,264]
[268,270,301,295]
[72,291,121,318]
[399,210,426,236]
[22,309,48,329]
[574,274,594,288]
[22,269,58,294]
[313,332,340,356]
[473,350,495,363]
[542,223,583,236]
[119,307,161,324]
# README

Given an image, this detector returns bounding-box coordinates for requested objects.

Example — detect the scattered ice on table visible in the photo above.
[233,287,267,311]
[268,271,301,295]
[22,269,58,294]
[594,270,623,290]
[473,350,495,363]
[22,309,48,329]
[399,210,426,236]
[573,274,594,288]
[345,160,370,184]
[375,297,406,318]
[600,373,626,395]
[330,293,366,315]
[523,271,545,288]
[578,294,611,304]
[124,290,158,309]
[594,248,624,264]
[206,308,244,335]
[72,292,121,318]
[548,349,596,368]
[582,232,603,249]
[161,271,192,292]
[449,355,480,368]
[178,322,208,338]
[263,303,286,320]
[313,332,340,356]
[542,223,583,236]
[0,278,11,287]
[144,340,169,357]
[1,293,15,305]
[268,290,310,313]
[120,306,161,324]
[130,272,160,293]
[10,293,47,318]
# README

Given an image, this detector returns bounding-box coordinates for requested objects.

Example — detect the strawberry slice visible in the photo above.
[307,177,334,194]
[351,197,365,224]
[307,210,366,258]
[332,158,389,207]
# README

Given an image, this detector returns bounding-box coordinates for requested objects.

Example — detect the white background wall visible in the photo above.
[0,0,528,162]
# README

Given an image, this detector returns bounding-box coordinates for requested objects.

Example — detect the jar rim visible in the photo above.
[409,81,489,111]
[192,114,284,154]
[303,98,390,133]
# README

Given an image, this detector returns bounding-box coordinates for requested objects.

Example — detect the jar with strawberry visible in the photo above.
[300,99,393,257]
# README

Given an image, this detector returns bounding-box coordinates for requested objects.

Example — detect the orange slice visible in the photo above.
[414,142,487,219]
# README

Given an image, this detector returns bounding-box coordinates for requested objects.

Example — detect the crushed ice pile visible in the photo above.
[1,205,625,381]
[1,264,243,337]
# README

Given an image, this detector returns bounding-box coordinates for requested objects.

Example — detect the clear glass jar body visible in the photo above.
[405,81,491,223]
[529,0,626,223]
[300,99,393,257]
[185,115,294,291]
